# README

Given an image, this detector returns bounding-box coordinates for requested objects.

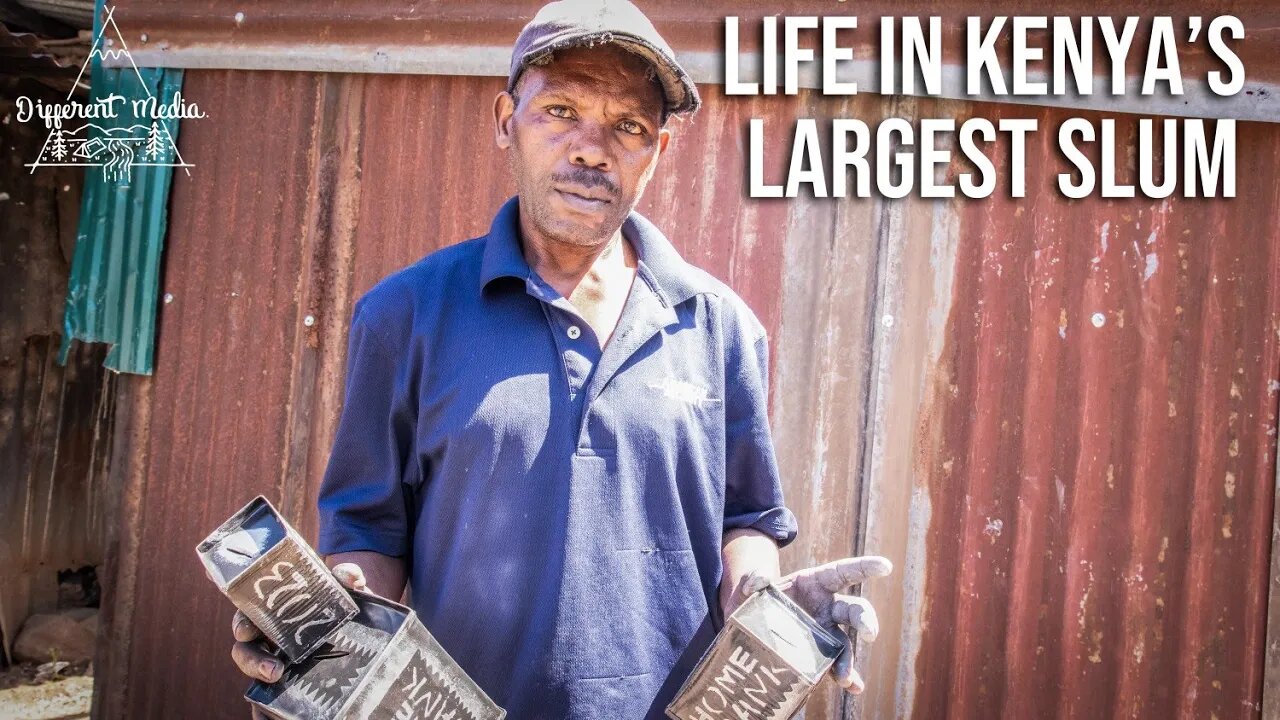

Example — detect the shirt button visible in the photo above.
[567,325,581,339]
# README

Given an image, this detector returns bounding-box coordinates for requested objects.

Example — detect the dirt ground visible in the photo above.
[0,662,92,720]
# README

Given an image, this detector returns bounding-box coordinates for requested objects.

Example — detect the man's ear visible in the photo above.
[657,127,671,157]
[494,91,516,150]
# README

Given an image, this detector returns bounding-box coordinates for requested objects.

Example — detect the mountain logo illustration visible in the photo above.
[23,5,195,182]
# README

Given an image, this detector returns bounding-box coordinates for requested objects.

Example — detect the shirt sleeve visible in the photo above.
[316,299,417,558]
[723,319,799,547]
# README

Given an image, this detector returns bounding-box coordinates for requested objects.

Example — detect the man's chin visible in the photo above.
[540,212,621,247]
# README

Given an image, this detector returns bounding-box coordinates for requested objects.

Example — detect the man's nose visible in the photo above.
[569,122,611,171]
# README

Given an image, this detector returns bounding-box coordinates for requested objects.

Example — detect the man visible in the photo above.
[230,1,892,717]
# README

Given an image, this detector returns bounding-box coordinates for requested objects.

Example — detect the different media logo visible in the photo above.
[17,5,200,181]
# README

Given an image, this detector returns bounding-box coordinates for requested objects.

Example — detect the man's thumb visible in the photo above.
[332,562,368,591]
[741,571,775,596]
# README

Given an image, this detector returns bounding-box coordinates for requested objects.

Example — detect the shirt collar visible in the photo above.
[478,196,531,288]
[479,196,709,308]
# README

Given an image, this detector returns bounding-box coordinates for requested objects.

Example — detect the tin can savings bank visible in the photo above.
[197,495,357,662]
[667,585,844,720]
[197,496,506,720]
[247,589,505,720]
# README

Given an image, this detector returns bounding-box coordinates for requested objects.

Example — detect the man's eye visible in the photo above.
[548,106,574,119]
[618,120,644,135]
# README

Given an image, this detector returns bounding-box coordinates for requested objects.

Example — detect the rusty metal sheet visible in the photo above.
[0,23,90,95]
[99,0,1280,80]
[857,102,1280,719]
[1265,423,1280,719]
[98,1,1280,123]
[14,0,96,30]
[94,68,1280,720]
[91,68,330,719]
[0,87,110,662]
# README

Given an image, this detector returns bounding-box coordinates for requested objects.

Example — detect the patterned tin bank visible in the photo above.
[197,496,358,663]
[246,589,506,720]
[667,585,844,720]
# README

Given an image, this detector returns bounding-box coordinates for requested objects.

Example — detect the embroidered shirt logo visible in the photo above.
[648,377,720,407]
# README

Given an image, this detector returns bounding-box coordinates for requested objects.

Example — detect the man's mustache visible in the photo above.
[552,168,619,198]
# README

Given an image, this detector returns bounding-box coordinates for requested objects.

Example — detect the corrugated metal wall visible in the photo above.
[855,102,1280,720]
[93,69,1280,720]
[0,88,111,661]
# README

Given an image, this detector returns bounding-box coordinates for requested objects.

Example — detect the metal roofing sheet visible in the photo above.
[98,1,1280,123]
[57,3,184,375]
[90,69,1280,720]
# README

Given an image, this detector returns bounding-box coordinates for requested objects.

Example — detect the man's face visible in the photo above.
[494,44,671,247]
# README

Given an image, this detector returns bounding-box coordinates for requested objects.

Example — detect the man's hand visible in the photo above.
[231,564,370,719]
[228,563,370,684]
[726,556,893,695]
[329,562,369,593]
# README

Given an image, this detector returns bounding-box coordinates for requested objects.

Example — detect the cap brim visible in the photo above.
[510,31,700,117]
[610,36,700,117]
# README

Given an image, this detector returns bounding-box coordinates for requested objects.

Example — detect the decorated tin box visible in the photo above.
[246,589,506,720]
[197,495,358,662]
[667,585,844,720]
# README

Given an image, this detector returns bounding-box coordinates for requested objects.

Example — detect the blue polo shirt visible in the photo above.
[317,196,798,719]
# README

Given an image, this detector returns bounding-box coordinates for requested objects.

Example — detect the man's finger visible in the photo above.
[231,641,283,684]
[831,631,865,694]
[832,594,879,642]
[803,556,893,592]
[232,610,262,643]
[332,562,368,592]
